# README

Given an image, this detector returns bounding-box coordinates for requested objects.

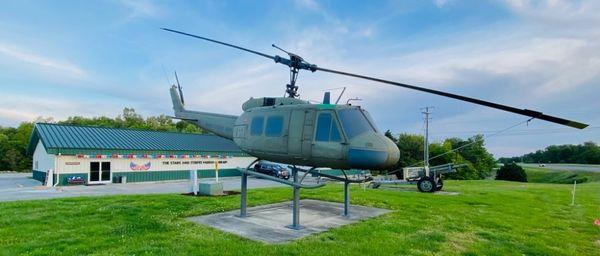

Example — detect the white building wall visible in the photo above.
[56,155,256,174]
[32,140,55,172]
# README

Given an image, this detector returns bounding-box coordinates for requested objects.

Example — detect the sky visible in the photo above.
[0,0,598,157]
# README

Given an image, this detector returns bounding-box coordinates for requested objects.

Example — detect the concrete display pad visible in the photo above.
[187,199,391,243]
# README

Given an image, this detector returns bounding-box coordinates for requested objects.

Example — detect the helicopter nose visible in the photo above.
[347,133,399,169]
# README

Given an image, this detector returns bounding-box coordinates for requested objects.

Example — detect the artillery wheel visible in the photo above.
[417,177,437,193]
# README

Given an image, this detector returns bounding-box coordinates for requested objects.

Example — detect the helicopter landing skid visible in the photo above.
[289,166,372,217]
[236,161,325,230]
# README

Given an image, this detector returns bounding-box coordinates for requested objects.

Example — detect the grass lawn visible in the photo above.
[1,180,599,255]
[524,167,600,184]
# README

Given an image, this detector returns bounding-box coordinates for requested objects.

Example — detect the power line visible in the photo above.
[406,117,535,167]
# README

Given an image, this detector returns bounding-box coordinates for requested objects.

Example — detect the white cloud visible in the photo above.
[504,0,600,25]
[119,0,164,19]
[294,0,321,12]
[0,43,87,79]
[434,0,452,8]
[0,93,122,126]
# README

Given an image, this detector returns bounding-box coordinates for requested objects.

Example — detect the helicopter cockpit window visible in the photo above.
[362,110,379,132]
[265,116,284,137]
[315,113,342,142]
[250,116,264,136]
[338,108,375,139]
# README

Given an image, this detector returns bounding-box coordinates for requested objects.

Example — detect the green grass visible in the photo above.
[1,180,599,255]
[525,167,600,184]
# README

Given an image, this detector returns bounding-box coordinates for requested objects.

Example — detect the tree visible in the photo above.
[384,130,398,143]
[3,149,23,172]
[499,142,600,165]
[0,107,205,172]
[381,132,497,180]
[495,163,527,182]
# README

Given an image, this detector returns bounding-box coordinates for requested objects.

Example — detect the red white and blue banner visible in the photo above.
[76,154,233,159]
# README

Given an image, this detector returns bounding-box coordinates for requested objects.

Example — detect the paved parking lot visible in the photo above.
[0,172,286,202]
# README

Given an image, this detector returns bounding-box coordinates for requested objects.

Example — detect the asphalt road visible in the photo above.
[519,163,600,172]
[0,172,289,202]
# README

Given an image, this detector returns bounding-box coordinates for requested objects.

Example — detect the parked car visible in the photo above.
[254,161,290,179]
[539,163,546,167]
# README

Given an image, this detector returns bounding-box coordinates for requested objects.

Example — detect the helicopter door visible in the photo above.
[301,109,316,158]
[311,111,344,162]
[288,110,304,156]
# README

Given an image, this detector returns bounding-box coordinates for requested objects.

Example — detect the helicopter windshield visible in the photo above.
[337,108,376,139]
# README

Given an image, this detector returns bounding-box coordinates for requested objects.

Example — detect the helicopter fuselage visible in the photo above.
[170,86,399,170]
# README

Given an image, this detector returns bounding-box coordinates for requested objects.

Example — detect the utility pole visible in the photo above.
[421,107,433,176]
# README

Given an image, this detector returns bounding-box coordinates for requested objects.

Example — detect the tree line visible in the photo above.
[498,142,600,164]
[384,131,497,180]
[8,108,593,178]
[0,108,202,172]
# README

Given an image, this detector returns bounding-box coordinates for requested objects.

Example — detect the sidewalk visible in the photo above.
[0,173,286,202]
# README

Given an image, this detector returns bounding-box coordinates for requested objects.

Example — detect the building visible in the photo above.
[28,123,255,186]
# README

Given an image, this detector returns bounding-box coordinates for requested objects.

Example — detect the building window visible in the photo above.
[34,161,39,170]
[250,116,264,136]
[265,116,284,137]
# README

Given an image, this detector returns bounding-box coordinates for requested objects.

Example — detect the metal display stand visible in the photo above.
[236,160,325,230]
[290,167,372,217]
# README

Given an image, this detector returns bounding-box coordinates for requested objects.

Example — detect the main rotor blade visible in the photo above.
[316,66,588,129]
[161,28,276,60]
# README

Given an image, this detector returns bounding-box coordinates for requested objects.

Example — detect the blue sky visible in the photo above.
[0,0,598,157]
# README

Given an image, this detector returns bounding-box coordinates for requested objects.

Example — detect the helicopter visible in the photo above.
[163,28,588,172]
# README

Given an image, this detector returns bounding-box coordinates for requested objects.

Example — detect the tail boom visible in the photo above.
[169,85,236,139]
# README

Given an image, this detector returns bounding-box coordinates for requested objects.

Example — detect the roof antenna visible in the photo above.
[346,97,362,105]
[174,71,185,105]
[323,87,347,104]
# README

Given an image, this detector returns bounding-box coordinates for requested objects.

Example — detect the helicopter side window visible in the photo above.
[315,113,342,142]
[330,121,341,142]
[250,116,264,136]
[338,108,374,139]
[265,116,284,137]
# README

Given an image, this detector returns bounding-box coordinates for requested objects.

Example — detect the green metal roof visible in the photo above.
[27,123,242,155]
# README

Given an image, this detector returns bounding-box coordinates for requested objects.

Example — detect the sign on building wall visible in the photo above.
[130,162,151,171]
[57,155,255,174]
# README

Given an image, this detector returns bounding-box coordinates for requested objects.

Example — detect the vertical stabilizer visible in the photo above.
[170,85,185,113]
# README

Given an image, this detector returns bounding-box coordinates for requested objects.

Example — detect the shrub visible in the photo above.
[496,163,527,182]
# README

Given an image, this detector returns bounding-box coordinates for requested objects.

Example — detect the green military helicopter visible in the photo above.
[163,28,588,173]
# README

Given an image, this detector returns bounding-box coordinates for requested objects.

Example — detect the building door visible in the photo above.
[90,161,111,183]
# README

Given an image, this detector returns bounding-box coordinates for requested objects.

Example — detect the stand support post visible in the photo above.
[289,167,302,229]
[240,172,248,217]
[343,181,350,217]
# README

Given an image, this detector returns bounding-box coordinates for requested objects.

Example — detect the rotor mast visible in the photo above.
[272,44,316,98]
